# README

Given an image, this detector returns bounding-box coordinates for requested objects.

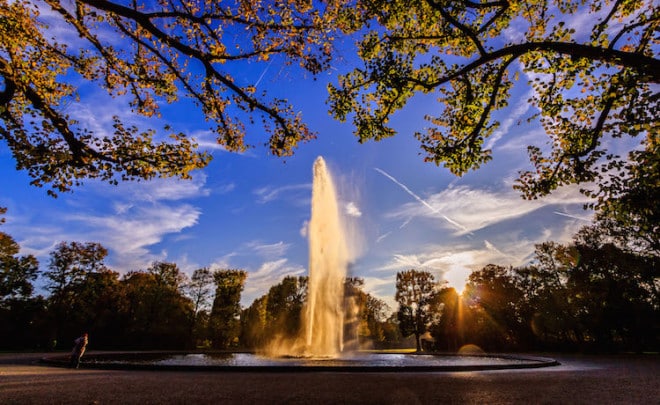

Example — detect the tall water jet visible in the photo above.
[302,156,348,357]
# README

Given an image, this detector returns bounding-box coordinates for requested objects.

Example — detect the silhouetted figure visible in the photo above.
[69,333,88,368]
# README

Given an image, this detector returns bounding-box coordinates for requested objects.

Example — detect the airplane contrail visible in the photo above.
[374,167,470,233]
[255,59,274,88]
[376,232,392,243]
[553,211,591,221]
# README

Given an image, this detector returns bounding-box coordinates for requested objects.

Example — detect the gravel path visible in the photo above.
[0,353,658,404]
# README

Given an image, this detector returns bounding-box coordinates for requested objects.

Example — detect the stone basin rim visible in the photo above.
[41,351,561,373]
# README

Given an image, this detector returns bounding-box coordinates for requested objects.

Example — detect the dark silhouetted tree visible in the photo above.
[464,265,532,350]
[119,262,192,349]
[430,285,463,352]
[395,269,438,352]
[68,269,126,348]
[44,241,108,345]
[209,269,247,349]
[184,267,215,348]
[583,134,660,256]
[0,214,46,349]
[0,231,39,301]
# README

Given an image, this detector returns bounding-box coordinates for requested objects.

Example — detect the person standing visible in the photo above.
[70,333,88,368]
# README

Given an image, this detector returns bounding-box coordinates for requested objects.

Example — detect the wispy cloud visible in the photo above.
[244,240,291,258]
[121,174,210,202]
[374,168,469,233]
[209,253,239,270]
[375,232,391,243]
[66,202,201,271]
[253,183,311,204]
[345,201,362,217]
[388,184,590,235]
[241,258,305,305]
[485,89,534,150]
[4,173,210,274]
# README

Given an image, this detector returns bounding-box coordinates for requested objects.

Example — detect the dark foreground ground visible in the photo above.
[0,352,658,404]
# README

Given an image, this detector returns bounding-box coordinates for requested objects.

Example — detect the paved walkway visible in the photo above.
[0,353,658,404]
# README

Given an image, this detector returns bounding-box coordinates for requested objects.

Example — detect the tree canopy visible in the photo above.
[395,269,438,351]
[0,0,353,195]
[0,230,39,301]
[2,0,657,198]
[328,0,659,198]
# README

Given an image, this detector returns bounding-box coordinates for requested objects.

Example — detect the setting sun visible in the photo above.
[443,267,472,295]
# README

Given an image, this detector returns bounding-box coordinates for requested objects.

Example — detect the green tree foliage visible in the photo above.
[264,275,306,339]
[44,241,109,344]
[328,0,659,199]
[121,262,193,348]
[66,268,127,348]
[344,277,391,349]
[241,275,307,349]
[583,132,659,256]
[209,268,247,349]
[0,212,48,349]
[0,230,39,301]
[241,295,269,349]
[6,1,656,201]
[395,269,438,352]
[0,0,359,195]
[45,241,108,295]
[184,267,214,347]
[429,237,659,352]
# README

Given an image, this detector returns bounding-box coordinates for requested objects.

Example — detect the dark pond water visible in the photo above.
[75,352,559,371]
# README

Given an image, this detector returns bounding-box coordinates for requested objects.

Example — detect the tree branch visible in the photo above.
[426,0,487,56]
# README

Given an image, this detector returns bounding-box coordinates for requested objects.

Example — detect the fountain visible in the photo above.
[303,156,348,357]
[262,156,349,358]
[41,156,560,371]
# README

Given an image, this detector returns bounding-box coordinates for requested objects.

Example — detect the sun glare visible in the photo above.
[444,267,471,295]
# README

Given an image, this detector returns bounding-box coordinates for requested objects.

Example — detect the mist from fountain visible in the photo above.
[304,156,348,357]
[263,156,349,358]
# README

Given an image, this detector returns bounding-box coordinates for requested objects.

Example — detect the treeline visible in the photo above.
[0,215,401,351]
[1,202,658,353]
[398,232,659,353]
[0,233,250,350]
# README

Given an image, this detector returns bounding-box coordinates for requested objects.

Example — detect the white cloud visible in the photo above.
[387,184,590,235]
[485,89,534,150]
[216,183,236,194]
[241,258,306,306]
[209,253,239,270]
[119,175,210,202]
[253,183,311,204]
[345,201,362,217]
[244,240,291,258]
[299,220,309,238]
[375,231,391,243]
[66,202,201,271]
[375,167,469,233]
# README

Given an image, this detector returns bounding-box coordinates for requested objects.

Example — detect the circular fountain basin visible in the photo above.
[42,351,559,372]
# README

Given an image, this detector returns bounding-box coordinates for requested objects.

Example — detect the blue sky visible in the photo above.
[2,2,635,309]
